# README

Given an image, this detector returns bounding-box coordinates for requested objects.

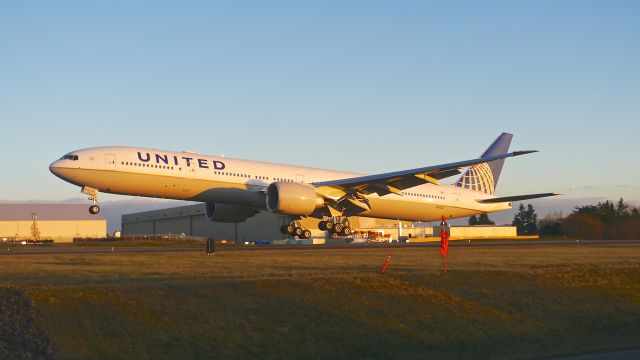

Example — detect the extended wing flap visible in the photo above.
[315,186,347,201]
[414,173,441,185]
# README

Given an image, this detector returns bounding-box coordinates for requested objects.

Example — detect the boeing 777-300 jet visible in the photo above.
[50,133,557,239]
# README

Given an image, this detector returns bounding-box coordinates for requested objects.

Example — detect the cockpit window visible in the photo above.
[61,155,79,161]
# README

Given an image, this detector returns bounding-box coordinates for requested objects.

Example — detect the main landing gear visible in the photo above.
[319,217,352,237]
[82,186,100,215]
[280,220,312,239]
[280,217,353,239]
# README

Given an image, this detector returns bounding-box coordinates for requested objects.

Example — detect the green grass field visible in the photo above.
[1,244,639,359]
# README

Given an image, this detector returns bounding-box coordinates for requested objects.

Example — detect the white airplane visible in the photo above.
[50,133,556,239]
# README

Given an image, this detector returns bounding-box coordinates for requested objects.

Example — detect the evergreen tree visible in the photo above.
[477,213,495,225]
[525,204,538,235]
[574,198,631,225]
[469,215,478,225]
[616,198,630,217]
[512,203,538,235]
[512,204,526,234]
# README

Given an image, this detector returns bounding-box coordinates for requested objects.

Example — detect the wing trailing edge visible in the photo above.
[313,150,538,197]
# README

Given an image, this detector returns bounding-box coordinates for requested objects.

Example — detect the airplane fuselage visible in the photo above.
[50,147,511,222]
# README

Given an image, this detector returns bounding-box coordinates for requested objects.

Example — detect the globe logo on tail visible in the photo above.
[455,162,495,194]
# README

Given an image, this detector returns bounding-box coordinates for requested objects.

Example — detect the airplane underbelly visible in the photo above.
[71,169,263,206]
[361,197,479,222]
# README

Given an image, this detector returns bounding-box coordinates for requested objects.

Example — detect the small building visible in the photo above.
[0,204,107,243]
[433,225,517,239]
[122,204,299,242]
[122,204,519,243]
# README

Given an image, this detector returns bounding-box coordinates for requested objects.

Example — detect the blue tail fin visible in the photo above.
[455,133,513,194]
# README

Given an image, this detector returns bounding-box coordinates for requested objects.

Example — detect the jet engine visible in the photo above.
[266,182,325,215]
[205,203,259,223]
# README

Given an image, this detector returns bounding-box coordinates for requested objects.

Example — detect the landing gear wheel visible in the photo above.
[318,221,327,231]
[293,227,304,237]
[334,224,343,234]
[341,227,352,236]
[326,221,334,231]
[280,225,289,234]
[302,229,312,239]
[82,186,100,216]
[287,224,295,234]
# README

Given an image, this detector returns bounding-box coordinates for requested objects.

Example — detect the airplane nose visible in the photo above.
[49,159,80,182]
[49,160,62,177]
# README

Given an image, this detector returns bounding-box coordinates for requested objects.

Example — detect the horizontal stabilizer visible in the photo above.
[476,193,559,204]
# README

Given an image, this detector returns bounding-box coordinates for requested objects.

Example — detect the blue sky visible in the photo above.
[1,0,639,204]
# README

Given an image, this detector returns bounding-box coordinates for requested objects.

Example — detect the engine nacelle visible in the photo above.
[205,203,258,223]
[266,182,325,215]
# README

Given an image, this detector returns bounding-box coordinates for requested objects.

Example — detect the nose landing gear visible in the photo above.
[82,186,100,215]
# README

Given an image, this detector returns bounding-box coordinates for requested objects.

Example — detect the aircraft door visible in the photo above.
[295,174,305,183]
[105,154,116,170]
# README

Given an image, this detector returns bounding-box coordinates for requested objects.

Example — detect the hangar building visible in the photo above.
[122,204,520,243]
[121,203,420,243]
[0,204,107,243]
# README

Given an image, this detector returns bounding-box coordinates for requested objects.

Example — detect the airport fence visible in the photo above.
[73,234,208,243]
[122,234,207,242]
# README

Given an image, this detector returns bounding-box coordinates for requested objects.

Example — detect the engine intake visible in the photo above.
[205,203,258,223]
[266,182,324,215]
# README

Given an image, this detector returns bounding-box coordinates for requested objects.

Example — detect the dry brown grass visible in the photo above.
[1,244,639,359]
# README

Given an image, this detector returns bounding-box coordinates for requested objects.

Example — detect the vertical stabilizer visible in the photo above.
[455,133,512,194]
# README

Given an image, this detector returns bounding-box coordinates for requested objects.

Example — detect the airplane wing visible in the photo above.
[313,150,537,198]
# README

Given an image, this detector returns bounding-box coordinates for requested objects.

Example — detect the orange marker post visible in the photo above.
[380,254,391,277]
[440,216,450,272]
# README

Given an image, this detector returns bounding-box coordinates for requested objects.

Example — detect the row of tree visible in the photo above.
[541,199,640,239]
[469,198,640,240]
